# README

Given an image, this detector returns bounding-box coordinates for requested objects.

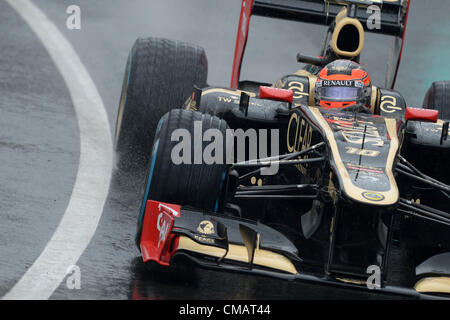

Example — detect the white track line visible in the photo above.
[3,0,112,300]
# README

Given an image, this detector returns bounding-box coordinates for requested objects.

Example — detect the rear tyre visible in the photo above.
[136,109,229,246]
[423,80,450,120]
[115,37,208,174]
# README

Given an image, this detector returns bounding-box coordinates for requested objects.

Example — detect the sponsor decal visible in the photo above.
[217,95,262,106]
[193,235,215,244]
[326,115,385,147]
[361,191,385,202]
[156,211,172,248]
[319,80,361,87]
[287,113,313,175]
[380,95,402,113]
[155,203,179,248]
[288,80,308,100]
[346,163,390,187]
[194,220,216,244]
[346,164,384,174]
[155,203,180,248]
[140,200,178,264]
[345,146,380,157]
[274,79,287,89]
[158,203,180,218]
[197,220,215,235]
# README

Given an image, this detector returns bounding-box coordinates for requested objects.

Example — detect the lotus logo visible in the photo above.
[197,220,215,235]
[361,191,385,202]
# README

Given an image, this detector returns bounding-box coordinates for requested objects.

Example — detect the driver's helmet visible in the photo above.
[315,59,371,109]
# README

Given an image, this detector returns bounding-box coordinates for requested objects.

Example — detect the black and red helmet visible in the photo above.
[315,60,371,109]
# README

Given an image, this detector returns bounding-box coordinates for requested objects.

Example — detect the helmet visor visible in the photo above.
[316,86,362,101]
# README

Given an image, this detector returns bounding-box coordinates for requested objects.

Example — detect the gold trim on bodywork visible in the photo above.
[294,70,318,106]
[414,277,450,294]
[331,15,365,58]
[336,277,366,285]
[370,85,378,114]
[308,107,399,205]
[294,69,314,77]
[383,117,401,200]
[177,236,297,274]
[201,88,256,98]
[308,74,318,106]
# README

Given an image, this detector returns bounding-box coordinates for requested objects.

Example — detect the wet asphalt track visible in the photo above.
[0,0,450,300]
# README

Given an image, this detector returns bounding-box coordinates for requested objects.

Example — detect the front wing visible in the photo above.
[139,200,450,299]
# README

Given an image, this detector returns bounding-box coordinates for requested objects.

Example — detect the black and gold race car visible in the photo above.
[115,0,450,298]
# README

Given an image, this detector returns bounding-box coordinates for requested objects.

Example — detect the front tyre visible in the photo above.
[423,80,450,120]
[136,109,230,246]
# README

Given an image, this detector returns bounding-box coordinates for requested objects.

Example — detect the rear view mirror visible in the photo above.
[259,86,293,103]
[405,107,439,123]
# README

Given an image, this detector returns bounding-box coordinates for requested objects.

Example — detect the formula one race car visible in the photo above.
[115,0,450,298]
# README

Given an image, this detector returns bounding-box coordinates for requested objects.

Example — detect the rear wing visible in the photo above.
[252,0,407,36]
[231,0,410,89]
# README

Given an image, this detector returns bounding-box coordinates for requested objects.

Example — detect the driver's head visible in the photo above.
[315,59,371,109]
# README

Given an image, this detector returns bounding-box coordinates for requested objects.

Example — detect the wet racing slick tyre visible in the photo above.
[423,80,450,120]
[114,37,208,175]
[402,81,450,211]
[136,109,229,247]
[422,80,450,183]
